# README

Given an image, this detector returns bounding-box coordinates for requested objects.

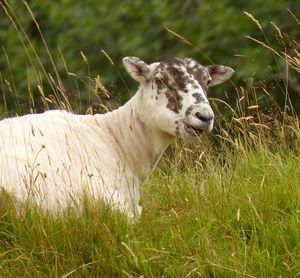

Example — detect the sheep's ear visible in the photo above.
[206,65,234,87]
[123,56,151,83]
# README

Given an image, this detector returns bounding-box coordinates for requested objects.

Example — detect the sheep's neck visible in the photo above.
[103,93,173,183]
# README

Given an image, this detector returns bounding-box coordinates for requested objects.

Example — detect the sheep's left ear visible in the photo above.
[206,65,234,87]
[123,56,151,83]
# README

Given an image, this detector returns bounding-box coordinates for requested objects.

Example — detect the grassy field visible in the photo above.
[0,136,299,277]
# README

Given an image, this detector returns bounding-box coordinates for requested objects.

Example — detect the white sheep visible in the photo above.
[0,57,234,219]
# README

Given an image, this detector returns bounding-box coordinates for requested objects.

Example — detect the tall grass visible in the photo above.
[0,3,300,277]
[0,144,299,277]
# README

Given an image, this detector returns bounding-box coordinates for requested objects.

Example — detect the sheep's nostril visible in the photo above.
[195,112,213,123]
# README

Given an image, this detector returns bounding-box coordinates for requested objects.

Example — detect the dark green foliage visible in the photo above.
[0,0,299,114]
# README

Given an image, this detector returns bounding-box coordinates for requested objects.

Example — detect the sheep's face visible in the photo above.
[123,56,234,140]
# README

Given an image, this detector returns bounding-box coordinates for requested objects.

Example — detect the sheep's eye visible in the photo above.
[155,78,164,87]
[156,78,172,90]
[155,76,175,92]
[157,79,163,85]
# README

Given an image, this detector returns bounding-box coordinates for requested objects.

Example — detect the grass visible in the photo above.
[1,3,300,277]
[0,144,299,277]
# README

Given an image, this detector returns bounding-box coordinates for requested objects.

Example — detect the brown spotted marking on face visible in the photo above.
[185,58,211,93]
[153,58,211,114]
[192,93,205,104]
[165,88,183,113]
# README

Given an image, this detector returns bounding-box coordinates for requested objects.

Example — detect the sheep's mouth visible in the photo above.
[184,123,204,136]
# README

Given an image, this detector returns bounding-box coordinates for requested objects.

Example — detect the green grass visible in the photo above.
[0,144,299,277]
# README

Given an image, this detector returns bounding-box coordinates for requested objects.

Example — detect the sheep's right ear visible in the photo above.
[123,57,151,83]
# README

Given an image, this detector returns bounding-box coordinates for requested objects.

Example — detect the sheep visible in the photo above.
[0,56,234,219]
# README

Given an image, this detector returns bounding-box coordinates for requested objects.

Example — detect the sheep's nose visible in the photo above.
[195,112,213,123]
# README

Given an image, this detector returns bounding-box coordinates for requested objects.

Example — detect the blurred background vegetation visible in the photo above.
[0,0,299,115]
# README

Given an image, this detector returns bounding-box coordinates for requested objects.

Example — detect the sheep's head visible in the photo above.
[123,56,234,140]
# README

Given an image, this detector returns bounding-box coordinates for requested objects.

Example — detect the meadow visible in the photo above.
[0,3,300,277]
[0,126,299,277]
